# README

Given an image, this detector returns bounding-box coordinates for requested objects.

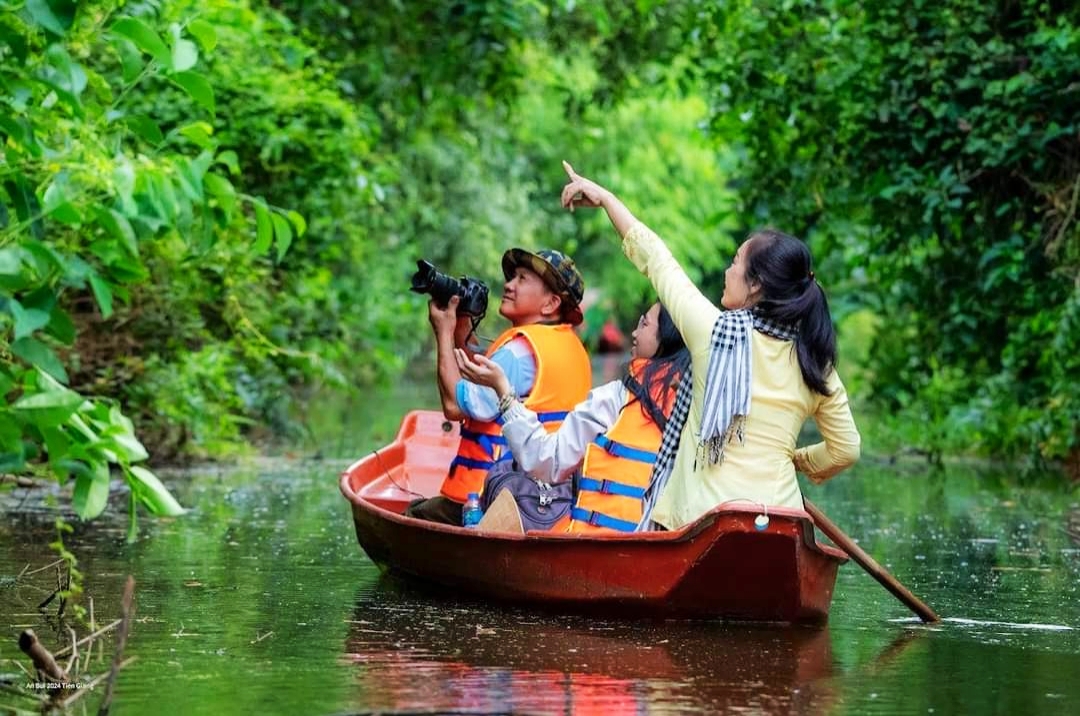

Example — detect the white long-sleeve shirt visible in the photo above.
[498,380,628,484]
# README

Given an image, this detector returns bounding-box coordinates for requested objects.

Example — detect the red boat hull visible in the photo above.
[341,410,847,624]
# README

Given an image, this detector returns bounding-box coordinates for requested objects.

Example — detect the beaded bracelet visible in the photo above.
[497,391,517,415]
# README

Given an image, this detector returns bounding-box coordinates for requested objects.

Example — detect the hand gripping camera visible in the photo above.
[410,260,489,320]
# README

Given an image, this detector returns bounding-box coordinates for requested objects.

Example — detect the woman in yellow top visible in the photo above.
[560,162,861,531]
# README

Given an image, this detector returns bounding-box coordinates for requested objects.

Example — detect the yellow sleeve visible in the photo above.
[794,371,861,483]
[622,221,720,352]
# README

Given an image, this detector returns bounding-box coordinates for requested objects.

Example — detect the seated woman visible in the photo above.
[559,161,861,531]
[455,302,689,533]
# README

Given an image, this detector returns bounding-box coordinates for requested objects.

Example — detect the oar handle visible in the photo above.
[804,498,940,623]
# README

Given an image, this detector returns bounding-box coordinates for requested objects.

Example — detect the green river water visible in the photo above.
[2,371,1079,715]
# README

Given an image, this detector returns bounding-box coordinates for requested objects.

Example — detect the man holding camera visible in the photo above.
[406,248,593,525]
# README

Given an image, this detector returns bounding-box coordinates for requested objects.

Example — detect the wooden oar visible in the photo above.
[804,498,940,623]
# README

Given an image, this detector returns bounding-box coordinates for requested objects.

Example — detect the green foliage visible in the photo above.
[0,0,305,526]
[692,0,1080,464]
[7,0,1074,528]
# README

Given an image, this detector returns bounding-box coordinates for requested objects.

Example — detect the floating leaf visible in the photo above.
[111,17,172,68]
[171,70,215,114]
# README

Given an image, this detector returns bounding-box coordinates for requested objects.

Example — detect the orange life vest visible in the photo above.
[441,323,591,503]
[556,359,678,534]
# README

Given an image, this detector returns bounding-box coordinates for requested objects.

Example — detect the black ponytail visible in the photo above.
[743,229,837,395]
[623,305,691,429]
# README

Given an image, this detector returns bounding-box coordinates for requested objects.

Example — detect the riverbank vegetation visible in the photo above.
[2,0,1077,522]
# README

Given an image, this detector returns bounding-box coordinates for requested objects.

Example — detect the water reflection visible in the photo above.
[342,575,840,714]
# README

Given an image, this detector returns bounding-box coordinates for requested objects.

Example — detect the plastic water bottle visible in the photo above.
[462,492,483,528]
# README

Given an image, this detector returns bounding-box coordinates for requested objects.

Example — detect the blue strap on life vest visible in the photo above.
[577,476,647,499]
[459,427,507,459]
[448,455,495,473]
[536,410,569,423]
[570,507,638,532]
[593,435,657,464]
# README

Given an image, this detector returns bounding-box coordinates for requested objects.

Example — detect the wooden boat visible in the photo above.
[340,410,849,624]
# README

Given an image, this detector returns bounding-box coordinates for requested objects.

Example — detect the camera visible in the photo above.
[410,260,489,319]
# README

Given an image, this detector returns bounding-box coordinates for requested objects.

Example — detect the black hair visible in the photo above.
[623,304,691,430]
[743,228,837,395]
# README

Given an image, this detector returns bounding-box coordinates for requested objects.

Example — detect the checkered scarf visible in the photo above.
[635,308,798,531]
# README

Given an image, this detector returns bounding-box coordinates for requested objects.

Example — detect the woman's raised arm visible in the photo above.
[560,161,720,352]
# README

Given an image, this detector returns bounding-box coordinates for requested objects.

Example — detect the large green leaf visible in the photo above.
[42,181,81,224]
[0,408,22,450]
[0,450,26,473]
[253,199,273,253]
[171,71,215,114]
[170,29,199,72]
[94,206,138,256]
[0,247,25,286]
[89,272,114,319]
[122,115,164,145]
[178,121,214,149]
[271,212,293,262]
[102,404,149,462]
[9,298,51,340]
[127,465,185,516]
[204,173,236,216]
[45,305,76,345]
[111,36,144,83]
[287,210,307,237]
[26,0,76,37]
[111,17,171,68]
[73,463,110,520]
[215,150,239,176]
[186,19,217,53]
[12,385,84,427]
[11,337,67,383]
[3,176,44,240]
